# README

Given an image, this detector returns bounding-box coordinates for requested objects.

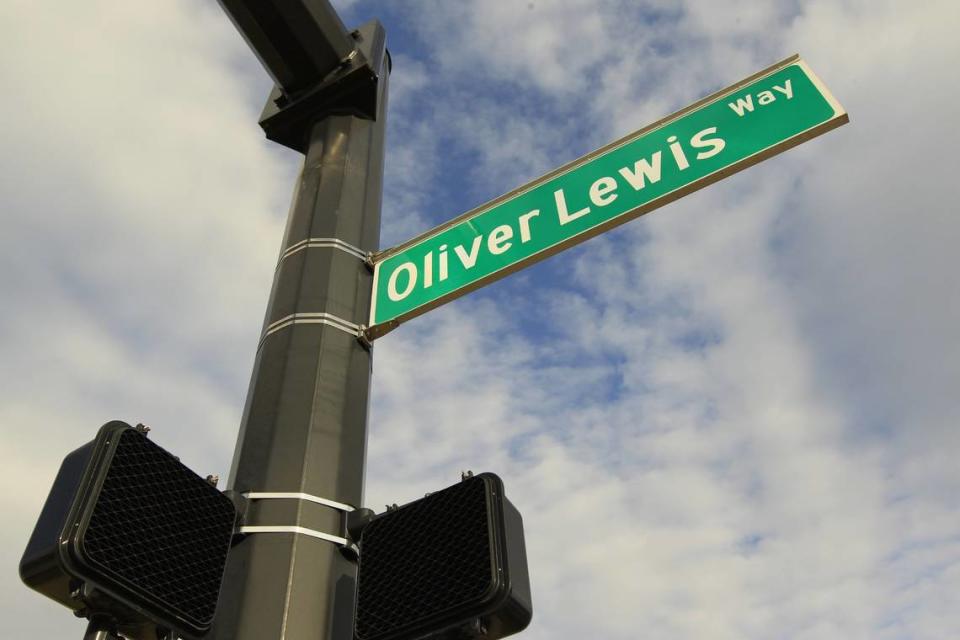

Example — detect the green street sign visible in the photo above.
[368,55,847,338]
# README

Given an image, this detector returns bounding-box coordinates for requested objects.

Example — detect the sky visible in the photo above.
[1,1,958,639]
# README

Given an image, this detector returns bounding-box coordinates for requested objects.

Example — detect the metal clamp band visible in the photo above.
[237,492,356,546]
[260,312,364,344]
[237,525,347,546]
[279,238,369,264]
[242,492,355,513]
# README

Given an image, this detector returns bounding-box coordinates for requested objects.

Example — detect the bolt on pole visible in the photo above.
[212,4,389,638]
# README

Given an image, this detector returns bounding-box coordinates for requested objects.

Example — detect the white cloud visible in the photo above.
[366,0,960,638]
[0,1,295,636]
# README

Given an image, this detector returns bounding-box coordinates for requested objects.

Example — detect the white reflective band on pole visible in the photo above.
[237,525,347,546]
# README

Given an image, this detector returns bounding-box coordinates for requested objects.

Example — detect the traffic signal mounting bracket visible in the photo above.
[259,19,390,153]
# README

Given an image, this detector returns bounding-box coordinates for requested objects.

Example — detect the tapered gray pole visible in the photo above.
[83,617,120,640]
[218,0,357,95]
[209,20,388,640]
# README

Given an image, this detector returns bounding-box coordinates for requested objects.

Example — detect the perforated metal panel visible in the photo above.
[20,422,239,639]
[355,477,494,640]
[354,472,536,640]
[81,428,236,628]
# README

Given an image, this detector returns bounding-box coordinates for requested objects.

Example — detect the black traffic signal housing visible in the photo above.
[19,421,237,639]
[353,473,532,640]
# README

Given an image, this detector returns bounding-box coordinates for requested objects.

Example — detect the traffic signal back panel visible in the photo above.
[20,421,237,638]
[355,473,531,640]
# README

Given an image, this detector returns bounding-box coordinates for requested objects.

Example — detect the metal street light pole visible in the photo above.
[211,4,389,638]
